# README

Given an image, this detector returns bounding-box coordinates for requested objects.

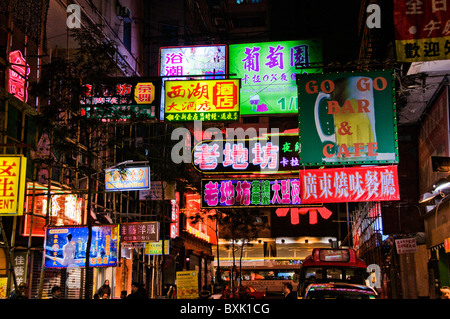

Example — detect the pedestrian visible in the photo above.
[9,282,28,299]
[50,285,63,299]
[440,286,450,299]
[93,293,100,299]
[120,290,127,299]
[126,282,146,299]
[283,283,297,299]
[97,279,111,299]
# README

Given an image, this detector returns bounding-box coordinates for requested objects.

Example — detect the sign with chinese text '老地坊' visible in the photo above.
[105,166,150,192]
[120,222,159,242]
[81,77,161,120]
[297,70,398,166]
[299,165,400,204]
[164,79,240,122]
[0,156,27,216]
[44,225,119,268]
[393,0,450,62]
[201,178,302,209]
[229,39,322,115]
[192,133,299,174]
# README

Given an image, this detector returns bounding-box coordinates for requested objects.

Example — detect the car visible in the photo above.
[243,286,266,299]
[303,282,378,299]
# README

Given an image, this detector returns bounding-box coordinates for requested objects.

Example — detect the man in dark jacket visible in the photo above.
[283,283,297,299]
[126,282,147,299]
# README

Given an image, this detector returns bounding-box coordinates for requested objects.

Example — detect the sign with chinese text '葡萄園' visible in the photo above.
[297,70,398,166]
[393,0,450,62]
[164,79,240,122]
[0,156,27,216]
[120,222,159,242]
[229,39,322,115]
[81,78,161,120]
[192,133,299,174]
[201,178,302,208]
[44,225,119,268]
[299,165,400,204]
[105,166,150,192]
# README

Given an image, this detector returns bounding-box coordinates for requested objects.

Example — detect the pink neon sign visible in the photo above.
[9,50,30,103]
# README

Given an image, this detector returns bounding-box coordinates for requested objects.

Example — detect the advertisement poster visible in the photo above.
[105,166,150,192]
[299,165,400,204]
[297,70,398,166]
[164,79,240,122]
[44,225,119,268]
[229,39,322,115]
[394,0,450,62]
[0,155,27,216]
[176,271,199,299]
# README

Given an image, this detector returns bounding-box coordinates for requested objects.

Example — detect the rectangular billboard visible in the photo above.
[229,39,322,115]
[299,165,400,204]
[297,70,398,166]
[44,225,119,268]
[164,79,240,122]
[120,222,159,242]
[0,155,27,216]
[105,166,150,192]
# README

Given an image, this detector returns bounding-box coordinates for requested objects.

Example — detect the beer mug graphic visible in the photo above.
[314,76,377,161]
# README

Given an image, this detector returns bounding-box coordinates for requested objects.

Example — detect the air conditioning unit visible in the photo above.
[117,6,132,23]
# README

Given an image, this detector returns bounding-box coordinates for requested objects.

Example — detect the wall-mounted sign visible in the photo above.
[105,166,150,192]
[44,225,119,268]
[0,156,27,216]
[80,77,161,120]
[164,79,240,122]
[171,192,180,239]
[192,133,299,174]
[297,70,398,166]
[185,194,216,244]
[229,39,322,115]
[176,271,199,299]
[394,0,450,62]
[201,178,302,208]
[120,222,159,242]
[299,165,400,204]
[145,240,170,255]
[9,50,30,103]
[395,238,417,254]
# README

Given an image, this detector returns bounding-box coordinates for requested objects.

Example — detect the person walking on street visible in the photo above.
[283,283,297,299]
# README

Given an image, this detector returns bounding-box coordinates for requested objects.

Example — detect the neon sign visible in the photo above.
[8,50,30,103]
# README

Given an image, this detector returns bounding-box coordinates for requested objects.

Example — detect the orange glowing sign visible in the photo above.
[0,156,27,216]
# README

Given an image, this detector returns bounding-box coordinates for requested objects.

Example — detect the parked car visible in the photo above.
[303,283,378,299]
[243,286,266,299]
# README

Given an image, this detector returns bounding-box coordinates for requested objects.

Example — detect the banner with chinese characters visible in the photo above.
[192,133,299,174]
[229,39,322,115]
[297,70,398,166]
[80,77,161,120]
[0,156,27,216]
[120,222,159,242]
[44,225,119,268]
[105,166,150,192]
[145,240,170,255]
[164,79,240,122]
[201,178,302,208]
[394,0,450,62]
[299,166,400,204]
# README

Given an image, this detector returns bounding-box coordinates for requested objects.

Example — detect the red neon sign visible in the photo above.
[9,50,30,102]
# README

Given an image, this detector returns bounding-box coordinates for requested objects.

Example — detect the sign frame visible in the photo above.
[0,155,27,217]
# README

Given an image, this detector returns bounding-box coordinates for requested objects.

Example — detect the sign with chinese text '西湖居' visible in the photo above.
[120,222,159,242]
[105,166,150,192]
[299,165,400,204]
[229,39,322,115]
[192,133,299,174]
[80,77,161,120]
[44,225,119,268]
[201,178,303,209]
[0,156,27,216]
[164,79,240,122]
[9,50,30,103]
[393,0,450,62]
[297,70,398,166]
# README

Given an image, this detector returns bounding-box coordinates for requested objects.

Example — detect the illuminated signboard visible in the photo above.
[229,39,322,115]
[201,178,302,209]
[8,50,30,103]
[159,45,227,120]
[171,192,180,239]
[44,225,119,268]
[299,165,400,204]
[22,184,84,237]
[0,156,27,216]
[185,194,216,244]
[297,70,398,166]
[164,79,240,122]
[120,222,159,242]
[105,166,150,192]
[145,240,170,255]
[81,77,161,120]
[192,133,299,174]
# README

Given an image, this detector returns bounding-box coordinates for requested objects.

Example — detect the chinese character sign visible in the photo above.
[120,222,159,242]
[8,50,30,103]
[297,70,398,166]
[105,166,150,192]
[201,178,302,208]
[0,156,27,216]
[394,0,450,62]
[299,166,400,204]
[164,79,240,122]
[44,225,119,268]
[229,40,322,115]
